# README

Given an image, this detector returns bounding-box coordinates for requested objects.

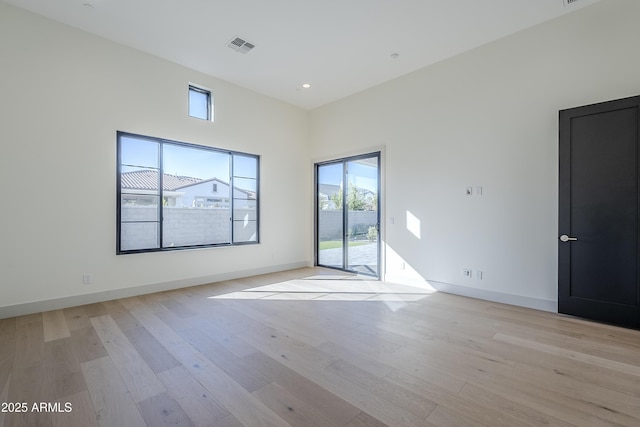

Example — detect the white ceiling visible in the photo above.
[3,0,601,109]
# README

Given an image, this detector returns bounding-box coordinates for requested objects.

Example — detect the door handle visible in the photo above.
[559,234,578,242]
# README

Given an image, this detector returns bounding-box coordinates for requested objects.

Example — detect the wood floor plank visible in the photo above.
[378,353,466,394]
[468,370,623,427]
[82,303,108,319]
[70,326,108,364]
[237,322,431,427]
[45,337,86,400]
[157,365,229,427]
[3,267,640,427]
[262,292,329,300]
[317,341,394,378]
[0,373,9,427]
[125,301,291,427]
[7,316,49,427]
[458,383,580,427]
[180,327,271,392]
[416,319,640,397]
[123,326,180,374]
[494,332,640,376]
[530,328,640,364]
[81,356,147,427]
[42,310,71,342]
[510,362,640,425]
[101,299,141,332]
[253,382,341,427]
[138,391,195,427]
[321,318,403,354]
[195,317,258,358]
[6,361,53,427]
[244,352,362,427]
[13,313,44,370]
[382,341,515,385]
[238,323,339,369]
[384,370,540,427]
[90,315,166,402]
[160,299,197,319]
[214,414,245,427]
[426,404,489,427]
[137,292,173,314]
[0,318,15,402]
[327,358,437,419]
[154,302,259,360]
[184,296,266,333]
[487,303,640,342]
[213,298,328,348]
[447,308,640,365]
[63,306,92,331]
[345,412,389,427]
[0,317,16,335]
[51,390,99,427]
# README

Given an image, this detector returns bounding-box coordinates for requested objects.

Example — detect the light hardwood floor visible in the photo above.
[1,267,639,426]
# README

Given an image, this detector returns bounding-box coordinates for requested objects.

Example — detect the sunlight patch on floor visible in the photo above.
[208,274,436,311]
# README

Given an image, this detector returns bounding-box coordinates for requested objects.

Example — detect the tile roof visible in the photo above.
[121,171,255,198]
[120,170,201,191]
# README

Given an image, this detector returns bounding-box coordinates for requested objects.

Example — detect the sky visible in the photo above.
[318,157,379,193]
[120,135,257,186]
[121,134,376,195]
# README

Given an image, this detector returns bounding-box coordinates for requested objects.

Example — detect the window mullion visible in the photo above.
[230,153,234,244]
[159,141,164,249]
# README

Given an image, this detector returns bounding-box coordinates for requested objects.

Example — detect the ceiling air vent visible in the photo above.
[227,37,255,54]
[563,0,580,6]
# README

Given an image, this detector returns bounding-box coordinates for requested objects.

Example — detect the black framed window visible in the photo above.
[117,131,259,254]
[188,85,212,121]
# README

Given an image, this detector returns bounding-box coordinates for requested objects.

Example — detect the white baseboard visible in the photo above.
[0,261,309,320]
[384,274,556,313]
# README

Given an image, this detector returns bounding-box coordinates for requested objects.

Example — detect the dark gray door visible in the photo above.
[558,96,640,328]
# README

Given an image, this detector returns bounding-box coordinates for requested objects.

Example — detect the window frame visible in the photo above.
[116,131,259,254]
[188,84,213,121]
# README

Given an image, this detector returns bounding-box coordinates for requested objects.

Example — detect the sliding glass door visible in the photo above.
[316,153,380,277]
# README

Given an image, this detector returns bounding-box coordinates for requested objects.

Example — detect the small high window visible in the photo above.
[188,85,212,121]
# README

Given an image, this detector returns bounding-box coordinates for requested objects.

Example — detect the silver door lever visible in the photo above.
[559,234,578,242]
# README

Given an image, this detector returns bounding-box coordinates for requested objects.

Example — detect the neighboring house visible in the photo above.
[175,178,256,208]
[120,170,195,206]
[120,170,255,208]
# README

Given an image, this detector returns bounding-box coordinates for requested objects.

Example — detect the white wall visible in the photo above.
[0,2,311,317]
[309,0,640,311]
[2,1,638,318]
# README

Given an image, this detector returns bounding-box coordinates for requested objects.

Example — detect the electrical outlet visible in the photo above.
[401,262,406,270]
[82,274,92,285]
[462,268,472,278]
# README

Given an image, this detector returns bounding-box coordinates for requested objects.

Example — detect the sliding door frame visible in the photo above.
[314,152,381,278]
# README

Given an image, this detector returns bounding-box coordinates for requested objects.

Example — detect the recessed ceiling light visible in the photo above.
[302,83,311,89]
